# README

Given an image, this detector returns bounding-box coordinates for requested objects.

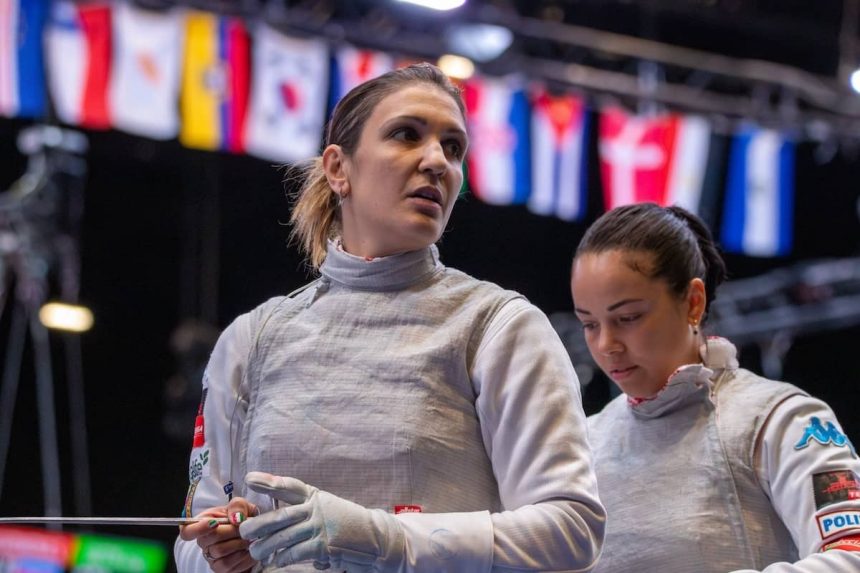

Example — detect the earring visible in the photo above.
[690,320,699,336]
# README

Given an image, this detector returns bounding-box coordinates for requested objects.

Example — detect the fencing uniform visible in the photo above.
[175,242,605,573]
[588,337,860,572]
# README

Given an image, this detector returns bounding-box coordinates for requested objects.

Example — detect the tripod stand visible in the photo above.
[0,125,91,521]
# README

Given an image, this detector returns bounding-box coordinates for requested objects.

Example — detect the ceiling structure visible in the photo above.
[143,0,860,141]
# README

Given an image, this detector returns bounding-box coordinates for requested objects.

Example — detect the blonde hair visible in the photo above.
[289,63,465,270]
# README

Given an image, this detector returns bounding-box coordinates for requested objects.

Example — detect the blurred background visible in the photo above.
[1,0,860,571]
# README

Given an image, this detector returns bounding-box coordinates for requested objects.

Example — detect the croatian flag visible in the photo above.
[45,1,112,129]
[529,89,588,221]
[110,2,183,139]
[328,45,393,111]
[721,126,794,257]
[0,0,49,118]
[244,25,328,163]
[463,75,530,205]
[180,11,250,153]
[598,107,711,213]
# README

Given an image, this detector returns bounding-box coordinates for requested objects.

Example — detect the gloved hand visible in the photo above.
[239,471,405,572]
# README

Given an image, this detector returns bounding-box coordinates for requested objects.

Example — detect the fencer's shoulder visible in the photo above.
[587,394,629,428]
[438,265,524,301]
[718,367,808,408]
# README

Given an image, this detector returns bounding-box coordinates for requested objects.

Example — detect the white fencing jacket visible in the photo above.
[588,337,860,573]
[175,243,605,573]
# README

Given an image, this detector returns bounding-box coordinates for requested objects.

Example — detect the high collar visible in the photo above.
[629,337,739,419]
[319,240,443,292]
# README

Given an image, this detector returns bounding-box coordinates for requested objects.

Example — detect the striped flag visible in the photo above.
[463,75,530,205]
[110,2,183,139]
[598,107,711,213]
[45,1,112,129]
[180,11,250,153]
[329,45,393,111]
[529,89,588,221]
[0,0,49,118]
[721,126,794,257]
[244,25,328,163]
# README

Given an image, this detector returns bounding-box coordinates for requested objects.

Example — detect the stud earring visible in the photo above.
[690,320,699,336]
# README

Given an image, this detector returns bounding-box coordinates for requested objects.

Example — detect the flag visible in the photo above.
[110,2,183,139]
[598,107,711,213]
[45,1,112,129]
[529,89,588,221]
[0,0,49,118]
[463,75,530,205]
[244,25,328,163]
[180,11,250,153]
[328,45,393,111]
[721,126,794,257]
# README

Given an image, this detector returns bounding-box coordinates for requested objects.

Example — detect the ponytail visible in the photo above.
[288,158,340,270]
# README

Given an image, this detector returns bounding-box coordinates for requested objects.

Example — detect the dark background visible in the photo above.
[2,0,860,568]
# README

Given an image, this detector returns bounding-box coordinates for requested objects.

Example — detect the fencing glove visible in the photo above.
[239,471,405,572]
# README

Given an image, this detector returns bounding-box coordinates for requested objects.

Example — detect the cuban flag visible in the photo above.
[328,45,393,112]
[529,89,588,221]
[244,25,328,163]
[721,126,794,257]
[110,2,183,139]
[463,75,530,205]
[0,0,49,118]
[45,1,112,129]
[180,11,250,153]
[599,107,711,213]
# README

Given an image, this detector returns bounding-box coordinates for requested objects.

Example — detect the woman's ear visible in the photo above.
[322,144,349,196]
[687,277,707,324]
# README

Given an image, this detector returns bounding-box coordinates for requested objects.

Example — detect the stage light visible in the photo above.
[851,68,860,94]
[396,0,466,11]
[444,23,513,62]
[438,54,475,79]
[39,302,94,333]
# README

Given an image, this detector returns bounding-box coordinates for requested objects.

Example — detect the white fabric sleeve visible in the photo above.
[173,312,254,573]
[467,298,606,573]
[730,394,860,573]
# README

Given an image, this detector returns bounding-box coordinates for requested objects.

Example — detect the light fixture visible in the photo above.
[39,302,94,333]
[438,54,475,80]
[396,0,466,11]
[851,68,860,94]
[444,23,513,62]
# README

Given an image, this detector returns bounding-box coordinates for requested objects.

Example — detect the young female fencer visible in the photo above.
[175,63,606,573]
[571,202,860,572]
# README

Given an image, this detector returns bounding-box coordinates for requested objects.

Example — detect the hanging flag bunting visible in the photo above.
[0,0,50,118]
[529,88,588,221]
[721,125,794,257]
[463,75,530,205]
[180,11,250,153]
[598,106,711,213]
[45,0,112,129]
[110,2,183,140]
[328,45,393,112]
[244,25,328,163]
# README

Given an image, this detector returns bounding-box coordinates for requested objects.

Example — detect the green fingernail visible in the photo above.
[208,519,219,528]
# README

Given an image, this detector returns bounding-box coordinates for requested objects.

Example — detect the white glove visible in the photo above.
[239,471,405,572]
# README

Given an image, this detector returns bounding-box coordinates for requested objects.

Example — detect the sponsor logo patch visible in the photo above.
[822,534,860,552]
[813,470,860,510]
[394,505,423,514]
[188,448,210,483]
[795,417,855,456]
[816,509,860,540]
[183,481,198,518]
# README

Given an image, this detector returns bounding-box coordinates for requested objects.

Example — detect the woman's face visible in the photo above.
[325,84,468,258]
[571,250,704,398]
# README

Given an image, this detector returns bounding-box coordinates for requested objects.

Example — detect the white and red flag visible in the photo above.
[598,107,710,213]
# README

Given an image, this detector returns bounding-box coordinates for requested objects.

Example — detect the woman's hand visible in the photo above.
[179,497,259,573]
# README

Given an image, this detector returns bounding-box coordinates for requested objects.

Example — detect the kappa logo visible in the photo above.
[794,417,856,456]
